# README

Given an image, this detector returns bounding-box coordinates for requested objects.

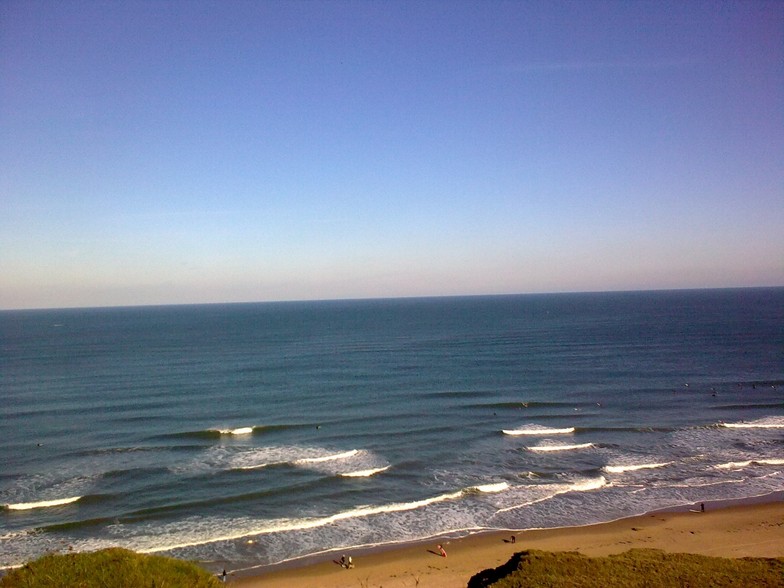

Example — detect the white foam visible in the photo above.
[721,416,784,429]
[715,459,784,470]
[236,463,273,471]
[715,460,751,470]
[226,446,306,471]
[665,478,746,489]
[294,449,358,464]
[494,476,606,514]
[571,476,607,492]
[503,426,575,436]
[474,482,509,493]
[219,427,254,435]
[527,442,594,452]
[603,462,671,474]
[228,447,384,474]
[135,485,483,554]
[5,496,82,510]
[722,423,783,429]
[340,466,390,478]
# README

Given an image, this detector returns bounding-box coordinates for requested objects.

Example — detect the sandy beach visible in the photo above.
[229,498,784,587]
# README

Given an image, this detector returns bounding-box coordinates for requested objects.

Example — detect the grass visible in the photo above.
[467,549,784,588]
[0,548,221,588]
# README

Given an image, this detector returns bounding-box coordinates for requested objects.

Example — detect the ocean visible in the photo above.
[1,288,782,575]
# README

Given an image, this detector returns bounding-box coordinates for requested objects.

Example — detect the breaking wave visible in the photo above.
[503,425,575,436]
[121,482,514,555]
[527,442,594,452]
[293,450,359,465]
[714,459,784,470]
[217,427,255,436]
[4,496,82,511]
[720,416,784,429]
[340,466,390,478]
[603,462,672,474]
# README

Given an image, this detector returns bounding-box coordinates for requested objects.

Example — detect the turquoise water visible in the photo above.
[1,289,782,573]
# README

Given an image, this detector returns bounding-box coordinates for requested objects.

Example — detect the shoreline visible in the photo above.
[227,494,784,587]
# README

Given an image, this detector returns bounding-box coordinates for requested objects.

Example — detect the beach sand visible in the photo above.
[227,499,784,587]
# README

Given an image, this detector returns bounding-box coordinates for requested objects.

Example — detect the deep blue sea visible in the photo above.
[1,289,783,574]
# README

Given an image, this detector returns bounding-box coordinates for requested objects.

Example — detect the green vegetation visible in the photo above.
[0,548,221,588]
[467,549,784,588]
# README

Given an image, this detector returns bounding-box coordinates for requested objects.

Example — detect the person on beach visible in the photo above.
[347,555,354,568]
[221,569,227,583]
[438,544,447,557]
[340,555,346,568]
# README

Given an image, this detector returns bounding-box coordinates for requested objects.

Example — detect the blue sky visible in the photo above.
[1,0,782,309]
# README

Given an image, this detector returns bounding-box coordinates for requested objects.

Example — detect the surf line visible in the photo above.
[140,482,512,555]
[493,476,607,515]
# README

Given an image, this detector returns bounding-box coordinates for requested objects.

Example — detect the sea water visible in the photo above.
[1,289,782,573]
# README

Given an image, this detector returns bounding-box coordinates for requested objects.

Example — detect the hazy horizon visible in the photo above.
[4,285,784,313]
[2,1,782,310]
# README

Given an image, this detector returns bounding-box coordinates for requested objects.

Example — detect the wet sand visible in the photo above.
[228,499,784,587]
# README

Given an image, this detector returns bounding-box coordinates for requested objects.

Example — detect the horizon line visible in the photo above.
[2,284,782,313]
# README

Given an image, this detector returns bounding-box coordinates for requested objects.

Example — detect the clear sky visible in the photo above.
[1,0,782,309]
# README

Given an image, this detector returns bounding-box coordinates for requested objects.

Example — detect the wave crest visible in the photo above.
[720,416,784,429]
[714,458,784,470]
[503,425,575,436]
[4,496,82,511]
[230,447,389,478]
[494,476,607,514]
[216,427,255,435]
[527,442,594,452]
[340,466,390,478]
[294,450,359,465]
[474,482,509,493]
[603,462,671,474]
